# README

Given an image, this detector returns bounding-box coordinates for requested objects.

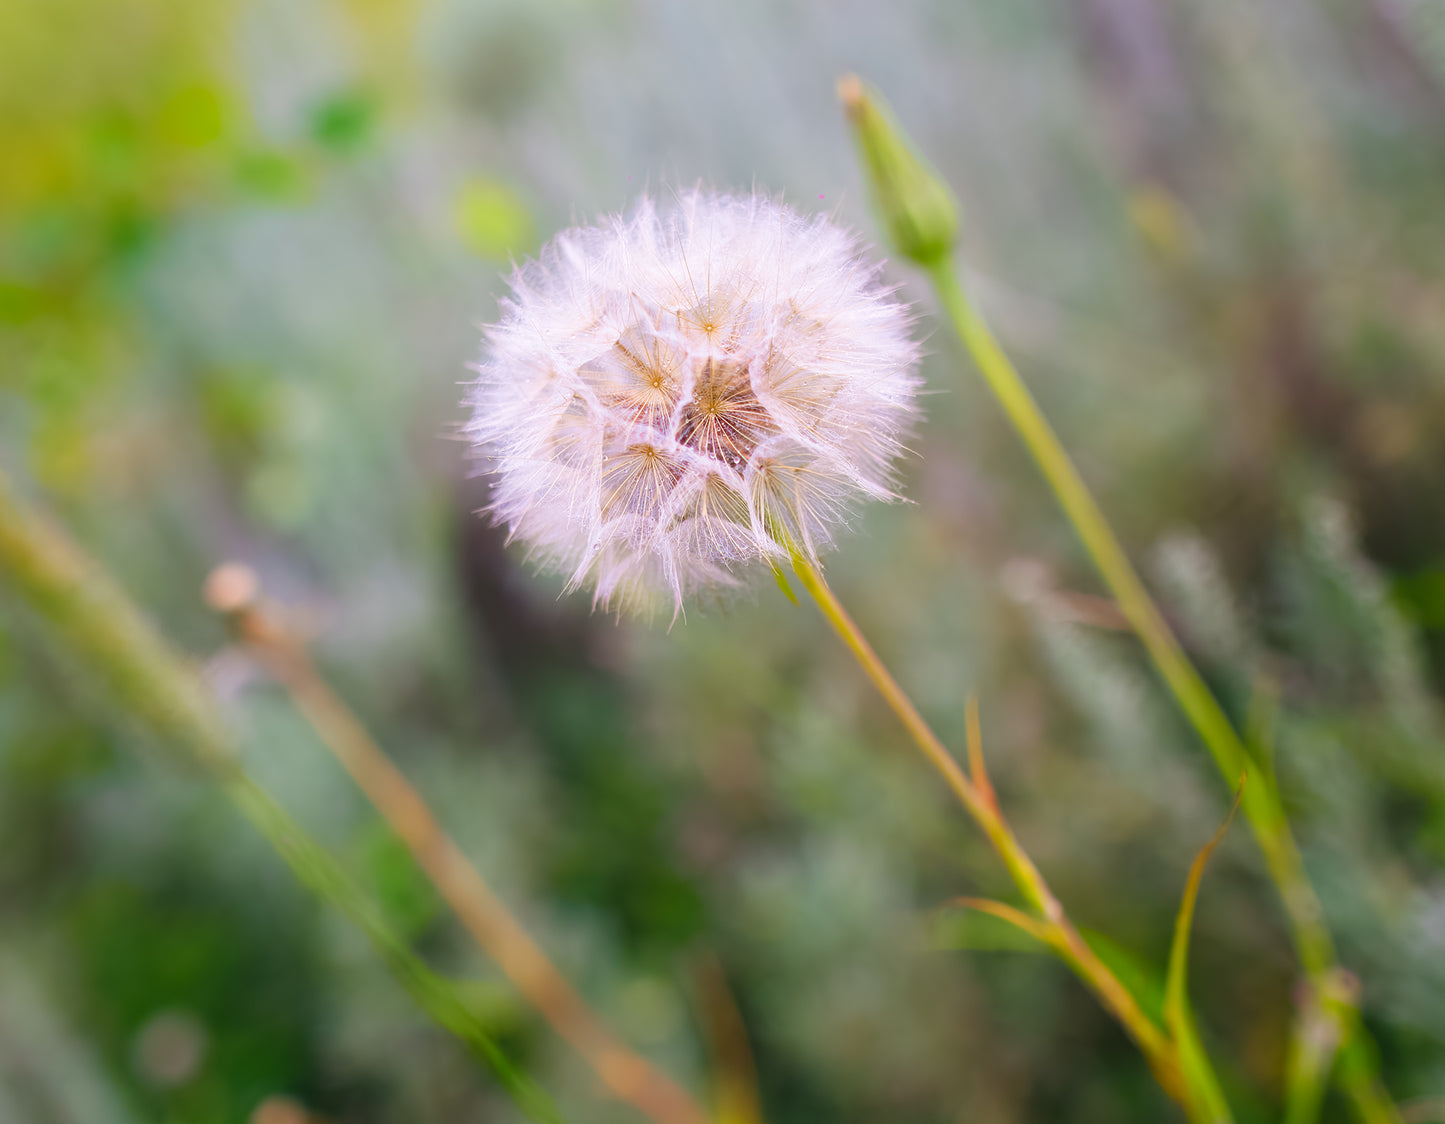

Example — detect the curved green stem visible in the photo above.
[225,776,568,1124]
[924,259,1399,1124]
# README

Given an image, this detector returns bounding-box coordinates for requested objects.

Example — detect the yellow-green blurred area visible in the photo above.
[3,1,1445,1122]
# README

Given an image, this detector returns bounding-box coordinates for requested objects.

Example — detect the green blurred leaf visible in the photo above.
[1079,928,1167,1029]
[770,561,798,605]
[0,281,42,324]
[356,819,442,940]
[68,876,318,1120]
[159,84,228,149]
[1394,568,1445,630]
[233,149,314,203]
[453,179,535,261]
[198,367,278,466]
[310,89,378,153]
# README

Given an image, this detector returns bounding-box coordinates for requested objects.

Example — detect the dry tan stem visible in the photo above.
[693,955,762,1124]
[212,578,708,1124]
[790,555,1185,1104]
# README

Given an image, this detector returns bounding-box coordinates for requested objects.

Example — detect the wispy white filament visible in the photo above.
[466,190,920,612]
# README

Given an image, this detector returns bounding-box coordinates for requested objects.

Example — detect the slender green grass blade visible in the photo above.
[1165,781,1245,1124]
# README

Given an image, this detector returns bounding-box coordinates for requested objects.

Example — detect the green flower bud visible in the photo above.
[839,75,958,268]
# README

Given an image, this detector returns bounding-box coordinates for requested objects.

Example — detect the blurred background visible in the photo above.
[3,0,1445,1121]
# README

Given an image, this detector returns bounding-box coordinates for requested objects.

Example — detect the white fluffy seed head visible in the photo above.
[465,190,921,614]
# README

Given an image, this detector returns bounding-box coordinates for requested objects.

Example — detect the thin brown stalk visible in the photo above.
[0,472,566,1123]
[693,954,763,1124]
[208,570,709,1124]
[789,554,1185,1104]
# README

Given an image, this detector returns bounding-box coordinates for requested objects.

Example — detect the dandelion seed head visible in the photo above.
[466,190,920,613]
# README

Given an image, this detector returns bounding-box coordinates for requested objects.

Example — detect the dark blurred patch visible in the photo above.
[67,872,324,1121]
[431,6,553,119]
[454,496,707,958]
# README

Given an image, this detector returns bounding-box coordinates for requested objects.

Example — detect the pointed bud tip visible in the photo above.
[836,74,865,116]
[837,75,958,268]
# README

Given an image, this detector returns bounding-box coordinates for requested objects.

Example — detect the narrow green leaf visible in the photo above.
[770,560,798,605]
[1332,1011,1400,1124]
[228,777,568,1124]
[1283,991,1340,1124]
[1078,928,1167,1029]
[1165,780,1245,1124]
[936,905,1171,1035]
[932,898,1055,953]
[1244,673,1281,783]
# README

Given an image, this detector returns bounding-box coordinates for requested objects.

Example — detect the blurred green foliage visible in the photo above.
[3,1,1445,1123]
